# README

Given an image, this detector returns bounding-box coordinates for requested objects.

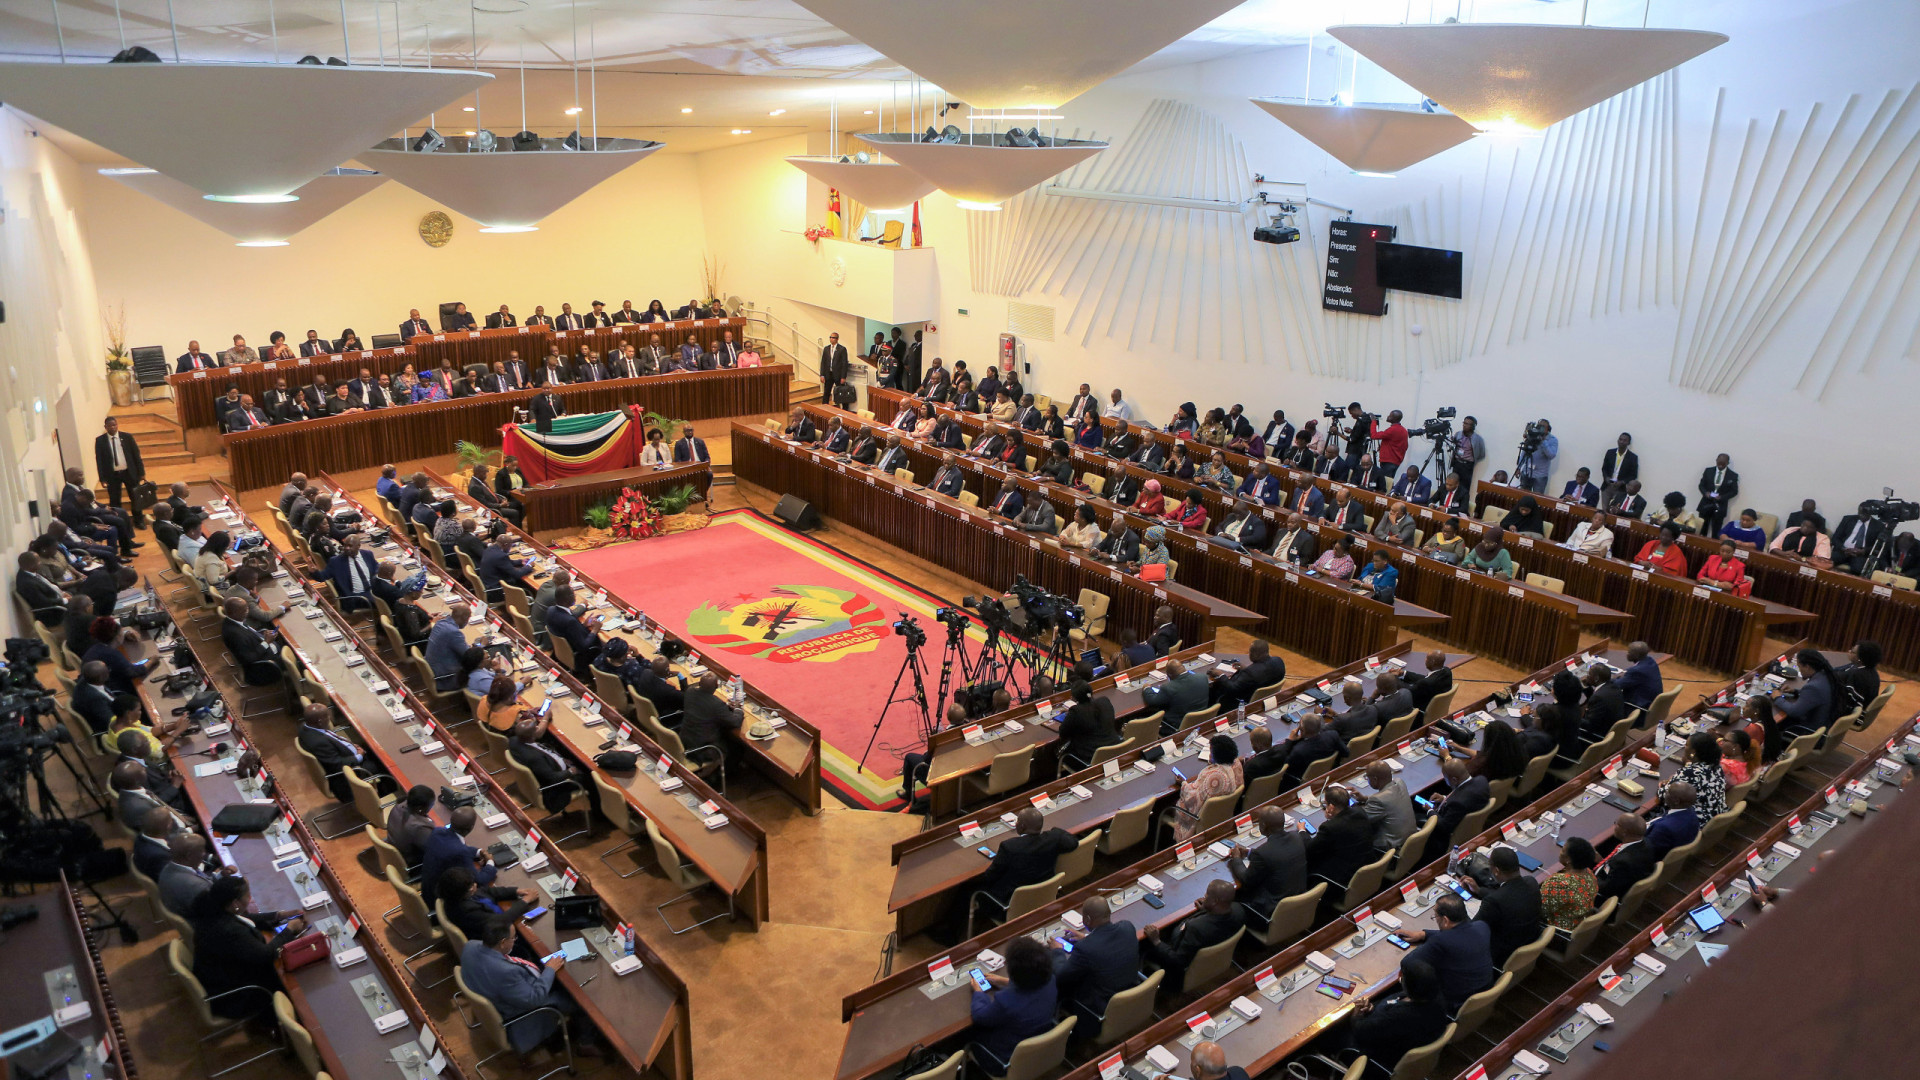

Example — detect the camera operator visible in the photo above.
[1367,410,1409,478]
[1338,402,1372,471]
[1514,418,1556,494]
[1832,500,1896,576]
[1450,416,1485,493]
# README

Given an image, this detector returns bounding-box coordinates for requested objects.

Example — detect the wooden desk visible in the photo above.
[508,462,714,533]
[221,364,790,490]
[170,345,414,430]
[836,646,1625,1080]
[732,423,1264,648]
[1457,711,1916,1080]
[392,468,822,816]
[0,874,140,1080]
[1476,481,1917,673]
[176,482,696,1078]
[406,317,751,372]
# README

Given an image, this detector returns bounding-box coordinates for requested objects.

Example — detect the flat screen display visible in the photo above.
[1376,241,1464,299]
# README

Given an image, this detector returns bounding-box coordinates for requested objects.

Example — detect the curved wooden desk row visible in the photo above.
[170,345,413,429]
[835,644,1655,1080]
[187,480,698,1078]
[729,424,1265,655]
[807,403,1626,673]
[1046,644,1830,1080]
[137,661,478,1080]
[0,874,140,1080]
[303,476,778,908]
[864,390,1806,673]
[402,467,823,815]
[504,462,714,534]
[405,318,752,372]
[1475,481,1916,673]
[221,364,791,490]
[1457,712,1917,1080]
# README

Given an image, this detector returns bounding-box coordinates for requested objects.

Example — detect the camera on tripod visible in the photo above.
[1862,488,1919,525]
[1322,402,1346,419]
[1518,420,1548,453]
[1418,406,1456,439]
[1007,574,1084,633]
[890,612,928,649]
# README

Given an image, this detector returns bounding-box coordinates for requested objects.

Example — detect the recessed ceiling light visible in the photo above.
[565,106,583,116]
[863,110,873,115]
[769,109,786,116]
[463,131,476,136]
[236,240,290,247]
[680,107,692,114]
[205,193,299,203]
[463,106,475,112]
[97,167,157,175]
[478,224,540,233]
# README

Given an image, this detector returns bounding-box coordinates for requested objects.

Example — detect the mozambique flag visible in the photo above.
[500,409,640,482]
[826,187,843,237]
[911,200,922,247]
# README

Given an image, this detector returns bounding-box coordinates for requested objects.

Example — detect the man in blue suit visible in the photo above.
[927,454,966,498]
[478,532,533,605]
[1052,897,1141,1028]
[421,807,495,906]
[969,937,1058,1073]
[1236,462,1283,506]
[1286,482,1326,520]
[1391,468,1434,506]
[1613,640,1664,712]
[985,482,1025,520]
[1645,783,1700,860]
[1403,895,1494,1011]
[323,534,379,612]
[459,916,601,1055]
[425,602,472,691]
[672,424,710,464]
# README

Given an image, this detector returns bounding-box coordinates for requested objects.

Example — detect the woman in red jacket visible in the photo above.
[1170,489,1208,530]
[1697,538,1751,595]
[1134,478,1166,517]
[1635,522,1691,576]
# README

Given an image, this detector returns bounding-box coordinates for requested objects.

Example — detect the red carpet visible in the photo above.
[560,509,987,809]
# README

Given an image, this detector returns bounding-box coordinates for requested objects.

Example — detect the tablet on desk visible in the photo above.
[1687,903,1726,935]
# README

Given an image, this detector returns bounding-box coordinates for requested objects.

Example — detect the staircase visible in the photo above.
[104,402,199,486]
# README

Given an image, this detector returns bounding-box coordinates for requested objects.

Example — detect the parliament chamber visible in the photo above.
[5,5,1918,1080]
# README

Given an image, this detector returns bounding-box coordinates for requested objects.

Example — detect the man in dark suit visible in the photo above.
[1695,453,1738,538]
[1096,525,1141,565]
[926,454,966,498]
[847,430,880,466]
[554,303,585,331]
[1421,758,1490,863]
[1595,813,1658,904]
[507,716,597,815]
[985,482,1025,520]
[536,347,570,387]
[1367,672,1414,730]
[610,300,643,325]
[1330,684,1383,749]
[1128,439,1167,472]
[1279,716,1344,786]
[478,533,533,605]
[1406,650,1454,714]
[1832,501,1894,576]
[295,330,328,357]
[445,302,477,330]
[1147,607,1180,655]
[1239,727,1288,786]
[175,340,216,371]
[1468,847,1543,966]
[819,332,850,403]
[1210,640,1285,708]
[480,362,515,394]
[1599,432,1638,509]
[16,552,68,628]
[1143,656,1209,733]
[1607,478,1648,520]
[530,389,565,434]
[1284,482,1326,521]
[1063,383,1097,424]
[1569,664,1626,762]
[297,703,392,802]
[421,807,497,908]
[1645,783,1700,860]
[1228,807,1307,923]
[626,655,687,726]
[1237,462,1283,506]
[1613,641,1662,712]
[399,308,433,339]
[673,424,710,464]
[678,672,743,761]
[1051,896,1139,1027]
[1560,466,1600,507]
[69,662,118,734]
[485,305,518,329]
[1266,512,1319,566]
[639,334,672,373]
[714,332,743,369]
[1213,506,1269,553]
[606,347,643,381]
[323,535,379,611]
[1403,895,1495,1010]
[1103,426,1140,461]
[261,379,304,422]
[525,306,553,328]
[575,352,608,382]
[1143,879,1243,992]
[221,598,282,685]
[1389,468,1433,506]
[948,807,1076,942]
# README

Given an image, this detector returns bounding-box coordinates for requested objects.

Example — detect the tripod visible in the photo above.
[931,617,980,723]
[1411,434,1453,491]
[858,637,933,775]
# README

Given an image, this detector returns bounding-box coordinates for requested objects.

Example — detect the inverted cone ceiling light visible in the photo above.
[100,166,387,244]
[790,0,1248,109]
[0,61,488,199]
[358,134,663,230]
[785,156,937,212]
[1251,99,1477,173]
[857,132,1104,211]
[1326,23,1727,133]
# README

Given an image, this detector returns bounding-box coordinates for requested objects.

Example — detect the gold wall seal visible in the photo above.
[418,211,454,248]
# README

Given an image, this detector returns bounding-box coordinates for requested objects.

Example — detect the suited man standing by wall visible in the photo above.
[820,332,850,403]
[95,417,147,526]
[1696,453,1739,538]
[1599,432,1638,510]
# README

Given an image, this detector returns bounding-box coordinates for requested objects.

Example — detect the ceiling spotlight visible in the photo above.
[236,239,290,247]
[463,106,475,112]
[412,127,445,153]
[1332,91,1352,107]
[512,130,542,151]
[769,109,786,116]
[561,130,584,151]
[863,110,873,115]
[854,150,871,164]
[470,129,497,151]
[564,106,583,116]
[204,193,300,203]
[680,107,692,114]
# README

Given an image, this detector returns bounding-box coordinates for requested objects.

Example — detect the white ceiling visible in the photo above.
[0,0,1732,160]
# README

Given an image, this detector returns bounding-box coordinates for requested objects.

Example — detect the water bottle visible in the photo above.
[729,675,745,706]
[1235,701,1247,725]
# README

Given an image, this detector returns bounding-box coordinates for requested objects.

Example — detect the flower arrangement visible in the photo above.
[803,225,834,242]
[607,486,665,540]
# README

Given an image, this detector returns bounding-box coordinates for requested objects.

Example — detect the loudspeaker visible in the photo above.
[773,494,820,532]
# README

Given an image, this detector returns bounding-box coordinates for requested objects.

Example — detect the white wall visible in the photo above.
[82,153,713,357]
[1,109,106,636]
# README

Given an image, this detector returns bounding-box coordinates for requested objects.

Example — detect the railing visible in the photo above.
[737,305,825,382]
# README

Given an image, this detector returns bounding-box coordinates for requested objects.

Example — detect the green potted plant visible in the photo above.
[453,439,501,487]
[103,303,134,407]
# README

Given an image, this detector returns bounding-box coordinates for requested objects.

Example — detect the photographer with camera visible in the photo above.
[1832,499,1906,576]
[1367,409,1409,477]
[1514,418,1557,493]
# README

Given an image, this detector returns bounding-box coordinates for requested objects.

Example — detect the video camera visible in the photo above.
[1418,406,1456,439]
[1519,421,1548,453]
[1322,402,1346,419]
[1862,489,1920,525]
[890,612,928,649]
[1007,574,1084,632]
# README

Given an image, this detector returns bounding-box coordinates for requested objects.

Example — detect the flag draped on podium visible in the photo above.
[499,408,642,482]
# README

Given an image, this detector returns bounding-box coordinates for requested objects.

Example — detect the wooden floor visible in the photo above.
[35,449,1916,1080]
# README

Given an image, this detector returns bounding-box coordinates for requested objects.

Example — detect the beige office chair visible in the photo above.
[969,871,1064,940]
[434,899,471,959]
[1121,712,1164,745]
[1548,737,1614,784]
[1097,801,1154,857]
[1642,684,1684,730]
[1246,882,1325,949]
[959,743,1036,808]
[900,1050,965,1080]
[453,965,578,1080]
[549,633,578,672]
[1869,570,1917,590]
[384,865,451,987]
[591,667,633,717]
[1068,589,1110,645]
[1485,777,1515,816]
[167,939,282,1076]
[1300,751,1339,784]
[1516,751,1557,799]
[1158,787,1241,847]
[593,773,647,878]
[967,1016,1076,1080]
[1088,738,1135,769]
[1082,474,1106,495]
[1816,714,1859,760]
[1241,770,1284,811]
[1386,1023,1455,1080]
[1184,703,1223,726]
[344,769,396,847]
[1502,924,1555,984]
[1523,572,1565,593]
[1056,830,1101,887]
[1859,684,1895,728]
[1449,803,1497,850]
[1386,819,1439,883]
[1175,924,1246,993]
[1748,750,1801,805]
[959,491,980,508]
[272,992,325,1080]
[1379,709,1421,745]
[1776,729,1825,776]
[1449,971,1512,1043]
[1545,896,1617,966]
[1610,860,1665,923]
[1088,970,1162,1048]
[1331,848,1394,911]
[1695,800,1746,856]
[291,742,364,840]
[646,817,733,934]
[1345,729,1380,759]
[1421,688,1458,725]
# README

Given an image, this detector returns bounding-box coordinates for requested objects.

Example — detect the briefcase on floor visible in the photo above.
[131,480,158,511]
